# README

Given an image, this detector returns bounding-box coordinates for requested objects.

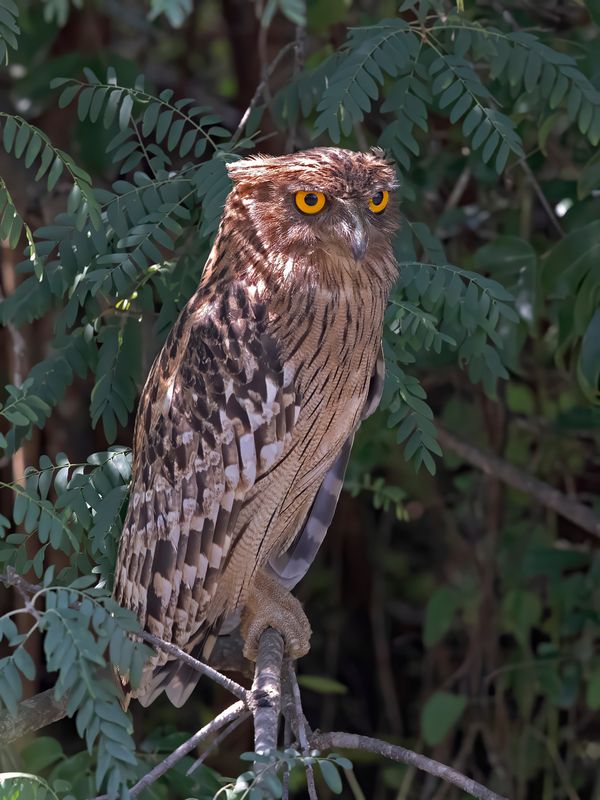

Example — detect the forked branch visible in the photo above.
[0,571,509,799]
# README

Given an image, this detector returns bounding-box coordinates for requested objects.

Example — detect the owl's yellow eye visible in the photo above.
[295,191,326,215]
[369,190,389,214]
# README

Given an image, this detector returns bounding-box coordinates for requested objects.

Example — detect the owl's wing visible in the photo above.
[114,282,296,705]
[267,347,385,589]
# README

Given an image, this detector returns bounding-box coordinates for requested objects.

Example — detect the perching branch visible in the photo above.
[436,425,600,540]
[309,732,509,800]
[250,626,284,754]
[0,570,511,799]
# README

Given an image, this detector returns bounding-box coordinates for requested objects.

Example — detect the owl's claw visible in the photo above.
[241,571,312,661]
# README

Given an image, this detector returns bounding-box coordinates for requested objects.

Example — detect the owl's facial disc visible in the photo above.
[289,187,394,262]
[341,210,368,261]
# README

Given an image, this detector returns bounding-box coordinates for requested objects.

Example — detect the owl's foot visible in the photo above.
[241,571,312,661]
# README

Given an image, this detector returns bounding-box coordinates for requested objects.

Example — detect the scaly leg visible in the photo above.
[240,570,312,661]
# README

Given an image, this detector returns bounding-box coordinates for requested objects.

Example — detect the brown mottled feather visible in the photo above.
[114,147,399,706]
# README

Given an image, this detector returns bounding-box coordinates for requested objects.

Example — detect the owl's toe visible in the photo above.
[241,571,312,661]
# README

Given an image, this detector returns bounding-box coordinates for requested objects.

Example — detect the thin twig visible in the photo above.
[309,732,509,800]
[140,631,250,703]
[92,701,246,800]
[444,165,471,212]
[285,25,306,153]
[287,662,318,800]
[436,426,600,540]
[251,627,284,754]
[9,573,42,623]
[282,706,292,800]
[186,710,251,775]
[345,768,367,800]
[2,567,42,599]
[521,159,564,237]
[230,42,295,146]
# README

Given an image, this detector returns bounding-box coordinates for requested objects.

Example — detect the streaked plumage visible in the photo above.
[114,147,399,706]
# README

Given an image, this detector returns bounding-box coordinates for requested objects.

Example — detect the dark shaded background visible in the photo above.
[1,1,599,798]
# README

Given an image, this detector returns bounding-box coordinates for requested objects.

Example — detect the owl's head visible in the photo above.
[226,147,399,270]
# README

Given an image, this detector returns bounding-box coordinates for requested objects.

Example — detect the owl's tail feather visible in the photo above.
[134,632,218,708]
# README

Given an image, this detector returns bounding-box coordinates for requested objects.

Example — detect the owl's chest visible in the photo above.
[282,291,384,449]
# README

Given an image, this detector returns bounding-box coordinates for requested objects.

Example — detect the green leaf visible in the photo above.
[578,308,600,404]
[297,675,348,695]
[319,760,343,794]
[3,115,17,151]
[420,691,467,746]
[46,156,64,191]
[474,236,536,324]
[502,589,542,647]
[577,149,600,200]
[423,586,461,647]
[58,84,80,109]
[21,736,64,773]
[14,646,36,681]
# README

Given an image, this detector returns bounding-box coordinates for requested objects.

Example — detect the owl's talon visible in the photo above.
[241,571,312,662]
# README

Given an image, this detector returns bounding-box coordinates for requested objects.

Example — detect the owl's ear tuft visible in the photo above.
[369,146,386,160]
[227,155,277,185]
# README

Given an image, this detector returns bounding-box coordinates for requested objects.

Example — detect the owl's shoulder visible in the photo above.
[136,277,286,442]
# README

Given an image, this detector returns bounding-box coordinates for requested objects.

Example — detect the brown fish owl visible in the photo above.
[114,147,399,706]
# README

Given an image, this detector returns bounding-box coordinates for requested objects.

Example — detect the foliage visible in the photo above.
[0,0,599,798]
[212,750,352,799]
[0,0,18,65]
[0,575,148,796]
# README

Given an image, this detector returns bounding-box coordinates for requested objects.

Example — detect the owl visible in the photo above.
[114,147,400,706]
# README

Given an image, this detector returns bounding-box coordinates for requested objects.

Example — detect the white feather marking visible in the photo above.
[282,258,294,279]
[265,377,277,405]
[209,544,222,568]
[197,553,209,581]
[152,572,172,606]
[260,442,281,469]
[239,433,257,484]
[182,498,196,518]
[183,563,196,585]
[174,608,188,629]
[162,379,175,414]
[283,363,295,386]
[224,463,240,487]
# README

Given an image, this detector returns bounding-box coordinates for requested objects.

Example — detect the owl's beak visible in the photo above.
[348,217,368,261]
